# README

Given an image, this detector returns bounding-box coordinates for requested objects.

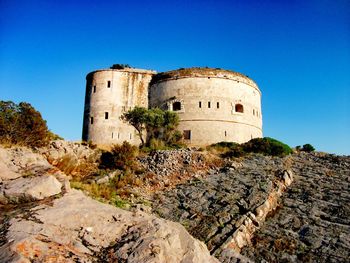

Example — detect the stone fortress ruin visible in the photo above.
[82,65,263,147]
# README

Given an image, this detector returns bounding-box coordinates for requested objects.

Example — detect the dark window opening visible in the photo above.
[112,132,113,139]
[225,131,227,137]
[105,112,109,119]
[199,101,202,108]
[183,130,191,140]
[107,81,111,88]
[208,101,211,108]
[90,117,94,124]
[235,104,244,113]
[217,102,220,108]
[93,86,96,93]
[129,133,132,139]
[173,101,181,111]
[253,109,255,115]
[118,133,120,139]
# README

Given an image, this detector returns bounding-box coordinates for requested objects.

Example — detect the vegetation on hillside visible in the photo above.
[0,100,58,148]
[296,143,315,152]
[209,137,293,158]
[122,106,183,149]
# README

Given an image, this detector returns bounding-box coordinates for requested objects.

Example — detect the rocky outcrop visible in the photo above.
[217,169,293,259]
[0,175,62,204]
[152,154,293,257]
[1,190,218,263]
[0,145,219,262]
[240,152,350,262]
[0,146,69,204]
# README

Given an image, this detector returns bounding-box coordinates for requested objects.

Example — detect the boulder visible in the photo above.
[0,175,62,204]
[0,190,219,263]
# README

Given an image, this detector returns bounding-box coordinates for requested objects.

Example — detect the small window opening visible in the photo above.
[105,112,109,119]
[90,117,94,124]
[217,102,220,109]
[129,133,132,139]
[235,104,244,113]
[208,101,211,108]
[118,133,120,139]
[93,86,96,93]
[225,131,227,137]
[112,132,113,139]
[173,101,181,111]
[253,109,255,115]
[107,81,111,88]
[199,101,202,108]
[183,130,191,140]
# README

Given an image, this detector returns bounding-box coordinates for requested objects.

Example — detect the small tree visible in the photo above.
[121,107,148,147]
[0,101,52,148]
[122,107,181,147]
[301,143,315,152]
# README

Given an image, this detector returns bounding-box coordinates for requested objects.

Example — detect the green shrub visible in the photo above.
[99,141,139,171]
[301,143,315,152]
[122,107,181,147]
[222,144,245,158]
[242,137,293,157]
[0,101,53,148]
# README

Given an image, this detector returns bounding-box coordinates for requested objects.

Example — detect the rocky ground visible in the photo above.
[151,151,350,262]
[1,141,349,262]
[151,154,293,259]
[240,152,350,262]
[0,144,218,263]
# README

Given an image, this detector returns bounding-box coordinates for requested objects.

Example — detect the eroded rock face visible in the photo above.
[240,152,350,262]
[152,154,292,256]
[0,175,62,204]
[1,190,219,263]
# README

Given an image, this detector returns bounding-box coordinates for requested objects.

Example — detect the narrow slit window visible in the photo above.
[93,86,96,93]
[199,101,202,108]
[90,117,94,124]
[107,81,111,88]
[217,102,220,108]
[129,133,132,139]
[112,132,113,139]
[208,102,211,108]
[225,131,227,137]
[253,109,255,115]
[183,130,191,140]
[118,133,120,139]
[105,112,109,119]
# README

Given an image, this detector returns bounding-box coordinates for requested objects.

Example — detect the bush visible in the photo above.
[0,101,52,148]
[122,107,181,148]
[301,143,315,152]
[210,138,293,158]
[242,137,293,157]
[99,141,139,171]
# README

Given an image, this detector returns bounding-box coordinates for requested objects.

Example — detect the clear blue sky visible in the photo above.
[1,0,349,155]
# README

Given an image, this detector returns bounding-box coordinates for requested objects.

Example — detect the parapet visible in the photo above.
[86,67,157,79]
[150,67,259,91]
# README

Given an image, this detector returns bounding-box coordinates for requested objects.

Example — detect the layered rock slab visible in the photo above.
[240,152,350,262]
[152,154,292,258]
[1,190,218,263]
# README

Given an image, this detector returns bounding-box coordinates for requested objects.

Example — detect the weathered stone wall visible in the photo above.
[149,69,263,146]
[82,68,155,146]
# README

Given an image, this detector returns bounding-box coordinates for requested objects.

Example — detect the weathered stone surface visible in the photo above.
[39,140,99,167]
[152,154,291,255]
[1,190,218,263]
[240,152,350,262]
[0,175,62,204]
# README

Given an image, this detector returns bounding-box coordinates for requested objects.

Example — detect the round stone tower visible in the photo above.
[82,67,156,147]
[149,67,262,146]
